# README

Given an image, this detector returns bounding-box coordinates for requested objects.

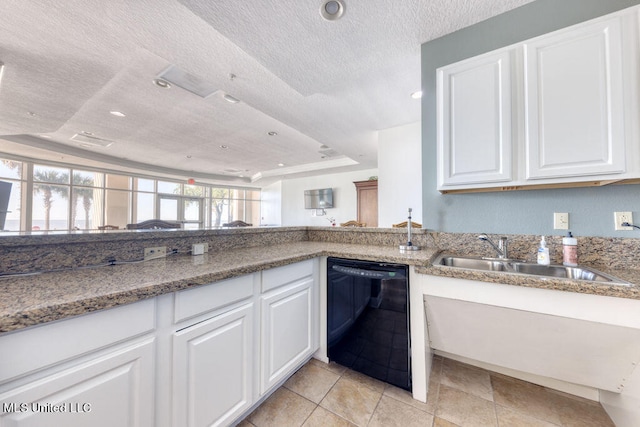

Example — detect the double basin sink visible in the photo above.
[433,254,630,286]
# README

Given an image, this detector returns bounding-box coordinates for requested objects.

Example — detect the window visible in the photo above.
[0,157,260,231]
[0,159,23,231]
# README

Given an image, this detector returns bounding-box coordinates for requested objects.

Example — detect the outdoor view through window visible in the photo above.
[0,158,260,232]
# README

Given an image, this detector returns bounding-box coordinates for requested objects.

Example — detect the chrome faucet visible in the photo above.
[478,234,508,259]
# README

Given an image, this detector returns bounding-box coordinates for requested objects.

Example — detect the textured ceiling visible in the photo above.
[0,0,535,186]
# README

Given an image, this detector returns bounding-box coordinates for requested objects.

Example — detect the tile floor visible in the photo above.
[238,355,615,427]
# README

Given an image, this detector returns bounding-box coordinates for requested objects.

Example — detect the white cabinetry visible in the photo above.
[0,258,320,427]
[173,303,254,427]
[260,260,317,394]
[0,299,156,427]
[437,7,640,192]
[437,49,513,187]
[524,16,626,179]
[172,274,256,427]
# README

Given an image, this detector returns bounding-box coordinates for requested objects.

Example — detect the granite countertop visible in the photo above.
[2,241,638,334]
[0,242,437,334]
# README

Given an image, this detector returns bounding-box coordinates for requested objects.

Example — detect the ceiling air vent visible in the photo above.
[70,133,114,148]
[319,148,340,157]
[157,65,218,98]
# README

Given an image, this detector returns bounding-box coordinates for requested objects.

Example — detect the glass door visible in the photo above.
[158,195,203,228]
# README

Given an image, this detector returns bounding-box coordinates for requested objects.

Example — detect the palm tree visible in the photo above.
[71,175,95,229]
[33,170,69,230]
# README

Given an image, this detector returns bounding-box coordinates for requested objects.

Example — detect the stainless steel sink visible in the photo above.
[433,254,631,285]
[436,255,509,271]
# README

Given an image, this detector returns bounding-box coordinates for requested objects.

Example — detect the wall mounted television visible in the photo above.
[304,188,333,209]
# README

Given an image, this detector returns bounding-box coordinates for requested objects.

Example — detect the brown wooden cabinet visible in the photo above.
[354,180,378,228]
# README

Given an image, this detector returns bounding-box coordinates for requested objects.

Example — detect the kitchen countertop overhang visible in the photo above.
[1,240,639,334]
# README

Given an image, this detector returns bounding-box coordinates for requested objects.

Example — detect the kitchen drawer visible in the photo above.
[261,259,314,293]
[174,274,255,324]
[0,298,155,384]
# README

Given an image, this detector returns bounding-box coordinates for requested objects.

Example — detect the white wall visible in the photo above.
[280,169,378,226]
[260,180,282,226]
[378,121,422,228]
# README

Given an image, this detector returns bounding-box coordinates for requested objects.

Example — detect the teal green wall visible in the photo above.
[421,0,640,237]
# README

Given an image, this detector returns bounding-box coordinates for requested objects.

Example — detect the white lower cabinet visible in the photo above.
[0,337,155,427]
[0,259,319,427]
[260,278,314,394]
[172,303,254,427]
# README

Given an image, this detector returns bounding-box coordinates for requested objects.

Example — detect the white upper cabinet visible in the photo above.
[437,6,640,192]
[437,49,513,187]
[524,16,626,179]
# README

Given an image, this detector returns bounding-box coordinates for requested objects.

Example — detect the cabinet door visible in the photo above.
[437,49,513,187]
[173,303,254,427]
[260,279,313,394]
[0,338,155,427]
[524,16,625,179]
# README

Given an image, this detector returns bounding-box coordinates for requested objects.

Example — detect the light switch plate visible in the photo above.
[615,212,633,230]
[553,212,569,230]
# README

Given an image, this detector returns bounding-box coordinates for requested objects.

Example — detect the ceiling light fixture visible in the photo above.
[268,131,278,136]
[153,78,171,89]
[223,94,240,103]
[278,163,285,167]
[320,0,345,20]
[220,145,229,149]
[109,111,126,117]
[411,90,423,99]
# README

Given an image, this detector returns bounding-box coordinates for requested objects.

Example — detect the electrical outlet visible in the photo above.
[191,243,209,256]
[553,212,569,230]
[144,246,167,260]
[615,212,633,231]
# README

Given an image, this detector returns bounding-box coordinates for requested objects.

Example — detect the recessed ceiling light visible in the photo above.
[153,78,171,89]
[109,111,126,117]
[186,155,192,159]
[278,163,285,167]
[321,0,345,20]
[82,131,94,136]
[223,94,240,103]
[220,145,229,149]
[411,90,423,99]
[268,131,278,136]
[27,111,36,117]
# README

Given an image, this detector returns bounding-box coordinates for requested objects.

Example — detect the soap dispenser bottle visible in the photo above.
[562,232,578,267]
[537,236,550,265]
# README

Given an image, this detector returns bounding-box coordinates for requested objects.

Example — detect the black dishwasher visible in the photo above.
[327,257,411,391]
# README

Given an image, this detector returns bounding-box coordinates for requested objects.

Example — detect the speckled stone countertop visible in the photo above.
[2,237,639,334]
[419,261,640,300]
[0,242,437,334]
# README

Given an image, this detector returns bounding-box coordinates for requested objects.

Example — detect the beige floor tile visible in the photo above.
[441,358,493,401]
[433,417,460,427]
[320,377,383,426]
[496,404,560,427]
[368,395,434,427]
[308,358,348,376]
[342,368,387,393]
[247,387,316,427]
[426,378,440,414]
[383,384,432,414]
[491,374,562,425]
[430,355,444,384]
[436,385,497,427]
[302,406,356,427]
[549,391,615,427]
[285,361,341,403]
